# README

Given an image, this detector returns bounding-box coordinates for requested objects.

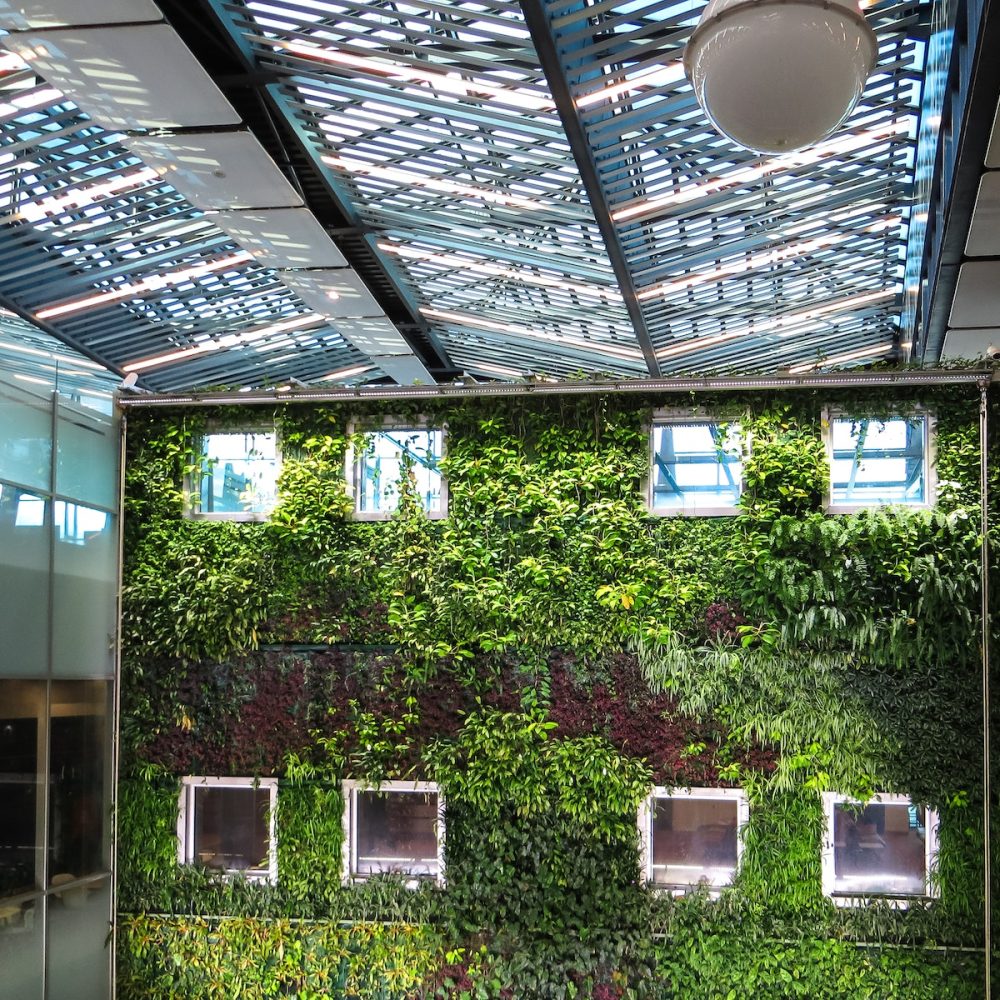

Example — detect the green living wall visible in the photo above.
[117,385,993,999]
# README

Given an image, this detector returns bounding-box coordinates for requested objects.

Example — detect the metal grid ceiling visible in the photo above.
[0,0,934,387]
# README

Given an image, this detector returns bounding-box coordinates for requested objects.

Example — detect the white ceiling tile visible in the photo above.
[375,354,433,385]
[949,262,1000,328]
[940,327,1000,359]
[0,0,161,29]
[330,317,411,356]
[279,270,383,319]
[4,25,240,130]
[125,132,302,209]
[965,173,1000,256]
[210,208,347,268]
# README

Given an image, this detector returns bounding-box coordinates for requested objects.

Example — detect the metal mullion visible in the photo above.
[616,170,910,239]
[631,231,902,297]
[608,147,911,227]
[626,198,900,274]
[437,282,628,320]
[243,23,550,92]
[381,228,619,280]
[282,76,562,140]
[9,144,147,192]
[439,295,632,340]
[45,214,218,261]
[0,121,113,164]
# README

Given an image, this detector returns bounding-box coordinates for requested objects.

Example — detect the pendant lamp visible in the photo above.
[684,0,878,154]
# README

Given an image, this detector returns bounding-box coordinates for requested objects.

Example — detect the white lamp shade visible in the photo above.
[684,0,877,154]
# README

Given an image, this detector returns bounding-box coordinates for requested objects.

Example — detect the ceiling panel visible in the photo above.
[0,0,161,29]
[3,25,240,130]
[210,208,348,268]
[949,261,1000,328]
[965,172,1000,255]
[124,132,303,210]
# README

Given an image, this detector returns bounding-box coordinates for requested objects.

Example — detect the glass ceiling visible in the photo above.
[0,0,939,389]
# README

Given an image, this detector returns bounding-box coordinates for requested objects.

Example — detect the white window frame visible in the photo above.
[341,779,445,885]
[177,776,278,883]
[822,408,936,514]
[345,418,448,521]
[647,411,745,517]
[821,792,939,906]
[186,425,281,522]
[638,786,750,894]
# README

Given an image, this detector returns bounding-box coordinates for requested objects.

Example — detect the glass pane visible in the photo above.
[832,802,928,895]
[49,683,110,884]
[193,786,270,873]
[0,681,45,897]
[651,423,742,512]
[357,429,443,515]
[0,378,51,493]
[46,876,110,1000]
[54,401,118,509]
[198,432,278,515]
[0,897,42,1000]
[650,797,739,888]
[51,504,116,678]
[0,486,49,675]
[355,790,439,876]
[830,417,926,506]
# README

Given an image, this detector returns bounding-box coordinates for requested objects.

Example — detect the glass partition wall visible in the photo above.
[0,373,119,1000]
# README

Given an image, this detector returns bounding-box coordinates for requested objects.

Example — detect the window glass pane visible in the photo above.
[0,898,42,1000]
[198,432,278,515]
[193,786,270,873]
[651,423,742,512]
[0,379,51,493]
[52,503,116,678]
[49,682,110,884]
[832,802,928,895]
[0,681,45,897]
[355,791,438,876]
[357,429,443,515]
[650,797,739,887]
[54,401,118,509]
[0,486,49,675]
[46,876,110,1000]
[830,417,926,506]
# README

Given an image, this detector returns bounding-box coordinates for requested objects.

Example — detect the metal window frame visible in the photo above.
[341,778,445,886]
[647,409,746,518]
[822,406,936,514]
[820,791,940,907]
[345,417,448,522]
[638,785,750,894]
[184,423,282,522]
[177,775,279,883]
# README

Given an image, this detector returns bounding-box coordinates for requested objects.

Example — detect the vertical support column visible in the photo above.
[981,378,992,1000]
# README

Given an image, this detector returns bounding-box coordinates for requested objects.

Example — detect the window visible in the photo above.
[824,411,932,511]
[348,422,446,519]
[639,787,749,891]
[178,777,277,882]
[190,430,279,519]
[650,417,743,515]
[342,780,444,883]
[822,793,938,903]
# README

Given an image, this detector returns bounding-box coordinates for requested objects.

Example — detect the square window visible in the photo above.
[178,777,277,882]
[650,418,743,515]
[348,423,446,519]
[639,787,749,891]
[821,793,938,904]
[342,780,444,883]
[190,430,279,520]
[824,412,933,511]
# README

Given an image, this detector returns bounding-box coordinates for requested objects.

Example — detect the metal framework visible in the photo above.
[0,0,950,389]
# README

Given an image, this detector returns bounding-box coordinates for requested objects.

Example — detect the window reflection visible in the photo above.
[197,432,278,516]
[0,681,44,898]
[832,802,929,896]
[651,422,742,513]
[829,416,927,507]
[649,795,740,889]
[48,682,109,886]
[355,790,439,877]
[192,786,271,874]
[356,429,444,515]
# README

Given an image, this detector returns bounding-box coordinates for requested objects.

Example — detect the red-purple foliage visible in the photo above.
[703,601,746,643]
[134,649,776,782]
